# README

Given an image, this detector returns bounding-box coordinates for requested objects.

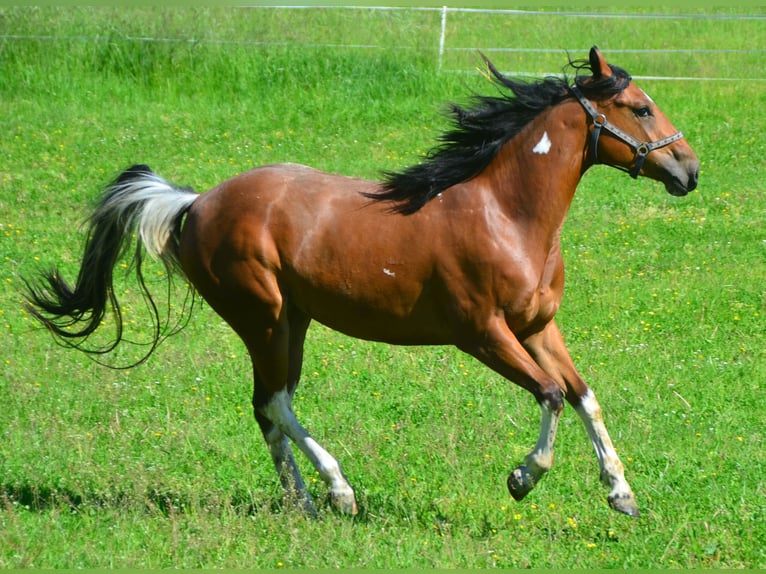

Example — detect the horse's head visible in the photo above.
[572,47,699,196]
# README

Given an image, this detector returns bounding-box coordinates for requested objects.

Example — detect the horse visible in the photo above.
[24,47,699,518]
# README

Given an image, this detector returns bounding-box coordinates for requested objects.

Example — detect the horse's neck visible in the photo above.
[476,102,587,240]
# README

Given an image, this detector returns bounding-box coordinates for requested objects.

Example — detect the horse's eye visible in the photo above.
[635,106,652,118]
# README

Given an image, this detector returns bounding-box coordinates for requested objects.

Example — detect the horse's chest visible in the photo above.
[533,280,562,323]
[501,248,564,333]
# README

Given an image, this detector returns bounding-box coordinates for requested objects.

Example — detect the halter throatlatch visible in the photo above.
[570,85,684,179]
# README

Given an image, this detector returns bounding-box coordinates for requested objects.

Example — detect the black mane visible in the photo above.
[366,53,631,214]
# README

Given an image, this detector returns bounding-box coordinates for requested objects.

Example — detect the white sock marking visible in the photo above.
[527,399,559,472]
[262,390,354,499]
[575,390,634,498]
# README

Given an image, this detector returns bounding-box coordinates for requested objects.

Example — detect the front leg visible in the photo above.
[507,396,562,501]
[573,388,639,516]
[523,321,639,517]
[461,316,565,502]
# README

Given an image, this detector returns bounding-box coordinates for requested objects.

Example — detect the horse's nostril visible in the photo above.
[688,165,700,191]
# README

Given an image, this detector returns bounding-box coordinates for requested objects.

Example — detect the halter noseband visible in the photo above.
[569,85,684,179]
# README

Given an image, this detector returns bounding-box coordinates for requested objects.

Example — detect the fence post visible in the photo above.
[438,5,447,70]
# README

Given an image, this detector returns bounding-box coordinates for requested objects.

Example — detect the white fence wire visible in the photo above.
[3,6,765,81]
[279,6,766,81]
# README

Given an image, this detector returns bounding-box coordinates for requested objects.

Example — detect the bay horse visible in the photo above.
[24,47,699,518]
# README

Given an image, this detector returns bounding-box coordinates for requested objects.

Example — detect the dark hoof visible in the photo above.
[507,465,536,501]
[608,492,640,517]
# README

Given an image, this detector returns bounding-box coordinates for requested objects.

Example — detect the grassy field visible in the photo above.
[1,6,764,568]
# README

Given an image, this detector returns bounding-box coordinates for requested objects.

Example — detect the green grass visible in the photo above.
[1,6,764,569]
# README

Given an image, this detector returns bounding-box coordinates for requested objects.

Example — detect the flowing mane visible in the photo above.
[366,54,632,214]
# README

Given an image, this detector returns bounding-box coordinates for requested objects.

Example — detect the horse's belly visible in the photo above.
[316,312,451,346]
[288,274,452,345]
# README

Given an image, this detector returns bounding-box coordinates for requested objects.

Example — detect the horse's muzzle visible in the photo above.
[664,160,700,196]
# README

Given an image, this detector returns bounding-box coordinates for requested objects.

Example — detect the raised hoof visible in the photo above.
[608,493,640,517]
[330,491,358,516]
[507,465,536,501]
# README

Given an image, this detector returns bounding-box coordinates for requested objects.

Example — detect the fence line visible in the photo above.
[429,5,764,80]
[257,6,766,21]
[3,6,764,81]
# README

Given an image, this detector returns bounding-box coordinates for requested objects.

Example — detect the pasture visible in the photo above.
[1,6,764,568]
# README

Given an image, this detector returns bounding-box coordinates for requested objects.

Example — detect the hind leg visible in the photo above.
[252,305,315,513]
[247,301,357,515]
[260,389,358,515]
[254,408,315,514]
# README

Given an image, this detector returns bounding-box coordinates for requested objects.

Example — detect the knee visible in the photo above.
[538,384,565,413]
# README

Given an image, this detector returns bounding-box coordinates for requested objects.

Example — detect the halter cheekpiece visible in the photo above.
[569,85,684,179]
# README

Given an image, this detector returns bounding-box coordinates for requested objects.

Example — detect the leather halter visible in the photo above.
[570,85,684,179]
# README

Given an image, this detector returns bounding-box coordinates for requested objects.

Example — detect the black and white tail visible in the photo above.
[23,165,198,361]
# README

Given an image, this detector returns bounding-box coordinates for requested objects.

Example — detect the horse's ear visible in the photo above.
[589,46,612,79]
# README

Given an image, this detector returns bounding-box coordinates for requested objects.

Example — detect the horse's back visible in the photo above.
[180,161,369,278]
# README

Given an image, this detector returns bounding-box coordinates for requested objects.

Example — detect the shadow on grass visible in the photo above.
[0,479,437,525]
[0,480,289,517]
